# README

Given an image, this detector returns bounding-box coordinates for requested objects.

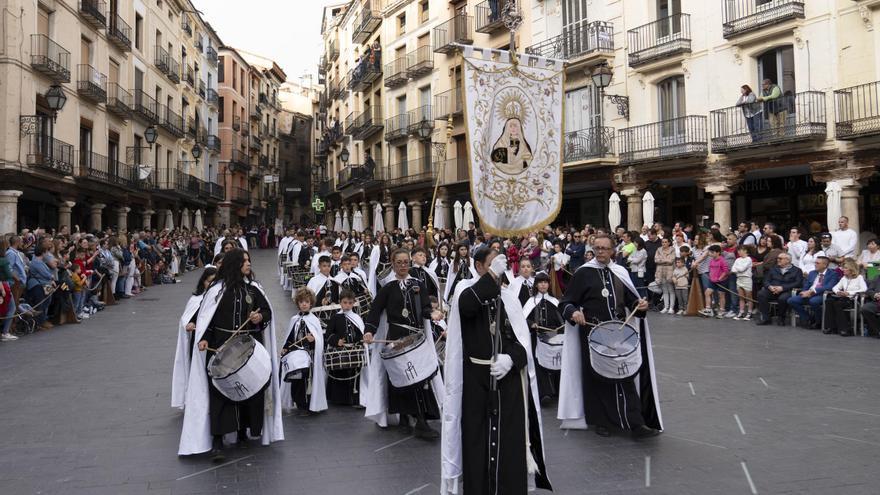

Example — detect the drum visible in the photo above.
[324,345,368,381]
[587,320,642,381]
[313,304,341,330]
[287,265,310,288]
[379,331,439,388]
[207,334,272,401]
[279,253,288,265]
[376,263,392,283]
[279,349,311,382]
[354,293,372,317]
[535,331,565,370]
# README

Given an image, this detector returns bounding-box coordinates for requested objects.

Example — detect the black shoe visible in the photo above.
[593,425,611,437]
[755,319,772,326]
[413,421,440,440]
[237,430,249,448]
[631,425,660,439]
[822,328,836,335]
[210,438,225,462]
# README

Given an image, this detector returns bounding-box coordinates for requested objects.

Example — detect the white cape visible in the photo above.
[442,259,478,303]
[171,294,204,409]
[279,312,328,413]
[522,292,559,319]
[177,281,284,455]
[213,237,225,257]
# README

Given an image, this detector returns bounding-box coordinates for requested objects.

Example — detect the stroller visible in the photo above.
[12,301,38,335]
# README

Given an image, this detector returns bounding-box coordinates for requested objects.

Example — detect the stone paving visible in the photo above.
[1,248,878,494]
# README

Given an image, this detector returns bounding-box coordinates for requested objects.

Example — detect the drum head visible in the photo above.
[379,331,426,359]
[208,334,255,379]
[588,321,640,358]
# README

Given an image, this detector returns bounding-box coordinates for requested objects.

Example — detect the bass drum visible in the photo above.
[379,330,438,389]
[207,334,272,401]
[535,331,565,370]
[587,320,642,381]
[279,349,311,382]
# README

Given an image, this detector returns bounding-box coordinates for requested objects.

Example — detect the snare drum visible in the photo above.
[535,332,565,370]
[354,293,372,317]
[313,304,342,330]
[587,320,642,381]
[323,346,368,381]
[376,263,392,284]
[379,331,439,388]
[279,349,311,382]
[287,265,310,288]
[207,334,272,401]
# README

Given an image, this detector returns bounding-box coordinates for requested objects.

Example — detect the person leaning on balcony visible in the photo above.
[364,150,376,179]
[371,40,381,70]
[757,79,786,137]
[736,84,763,142]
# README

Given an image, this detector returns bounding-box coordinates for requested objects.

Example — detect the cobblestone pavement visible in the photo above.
[0,248,877,494]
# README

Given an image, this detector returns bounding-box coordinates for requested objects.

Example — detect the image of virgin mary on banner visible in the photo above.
[462,46,564,236]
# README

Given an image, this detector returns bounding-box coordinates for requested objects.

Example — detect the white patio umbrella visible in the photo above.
[180,207,191,230]
[433,199,447,230]
[194,209,204,231]
[462,201,475,228]
[397,201,409,230]
[642,191,655,228]
[608,192,621,229]
[825,181,842,231]
[342,209,350,232]
[165,209,175,231]
[453,201,463,231]
[373,203,385,233]
[333,210,343,232]
[352,210,364,232]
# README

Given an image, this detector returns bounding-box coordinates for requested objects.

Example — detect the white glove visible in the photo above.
[489,254,508,279]
[490,354,514,380]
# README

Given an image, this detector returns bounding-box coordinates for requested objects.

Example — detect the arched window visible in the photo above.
[756,45,795,93]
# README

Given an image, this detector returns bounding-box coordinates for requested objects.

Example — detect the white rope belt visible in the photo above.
[469,357,492,366]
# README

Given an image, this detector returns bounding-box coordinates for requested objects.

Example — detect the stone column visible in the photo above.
[90,203,106,232]
[838,178,863,233]
[621,189,642,232]
[410,200,423,231]
[384,202,395,233]
[156,208,168,230]
[57,200,76,233]
[0,190,23,234]
[117,206,130,233]
[142,209,155,230]
[705,185,733,234]
[360,202,371,231]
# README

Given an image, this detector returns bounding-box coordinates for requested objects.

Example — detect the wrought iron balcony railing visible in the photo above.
[434,87,463,121]
[434,14,474,54]
[230,149,250,172]
[628,13,691,68]
[207,181,224,200]
[79,0,106,29]
[475,0,505,34]
[159,104,185,138]
[328,39,339,61]
[350,106,384,140]
[387,157,436,188]
[153,166,182,192]
[206,46,218,65]
[835,81,880,140]
[184,64,195,87]
[207,87,219,106]
[350,55,383,92]
[384,58,408,88]
[181,15,193,37]
[723,0,805,39]
[234,187,250,203]
[526,21,614,62]
[133,90,159,124]
[207,135,221,153]
[198,80,206,98]
[711,90,826,153]
[78,150,109,182]
[353,6,381,44]
[26,133,75,175]
[108,13,132,51]
[619,115,708,164]
[30,34,70,83]
[564,126,616,163]
[407,105,433,135]
[385,113,409,141]
[107,83,132,119]
[77,64,107,104]
[407,45,433,79]
[154,45,170,74]
[168,57,180,84]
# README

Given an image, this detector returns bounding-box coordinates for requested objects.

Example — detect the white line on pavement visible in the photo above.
[175,455,254,481]
[702,365,760,369]
[645,456,651,488]
[664,434,728,450]
[374,435,414,452]
[758,377,770,388]
[827,406,880,418]
[404,483,432,494]
[741,462,758,494]
[734,414,746,435]
[825,434,880,447]
[688,382,695,396]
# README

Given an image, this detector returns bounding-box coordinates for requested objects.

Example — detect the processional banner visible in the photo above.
[461,46,564,236]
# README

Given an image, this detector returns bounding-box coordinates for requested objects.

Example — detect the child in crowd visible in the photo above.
[731,245,754,320]
[671,258,689,316]
[70,263,87,319]
[678,245,693,271]
[701,245,729,318]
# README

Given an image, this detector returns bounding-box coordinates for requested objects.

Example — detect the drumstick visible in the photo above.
[535,325,564,333]
[619,307,639,331]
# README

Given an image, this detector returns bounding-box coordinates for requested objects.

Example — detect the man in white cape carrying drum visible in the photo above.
[441,248,551,495]
[178,250,284,460]
[557,234,663,438]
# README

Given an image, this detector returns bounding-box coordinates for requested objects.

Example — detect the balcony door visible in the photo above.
[564,86,600,157]
[657,0,681,40]
[757,45,795,94]
[658,75,686,144]
[562,0,589,57]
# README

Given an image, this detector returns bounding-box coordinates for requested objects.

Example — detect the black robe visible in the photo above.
[447,259,474,299]
[457,274,551,494]
[297,245,312,268]
[325,312,364,405]
[559,266,652,430]
[410,265,439,302]
[526,295,565,400]
[283,314,314,411]
[197,283,272,437]
[365,277,440,420]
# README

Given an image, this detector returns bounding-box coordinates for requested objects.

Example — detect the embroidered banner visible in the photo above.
[462,47,564,236]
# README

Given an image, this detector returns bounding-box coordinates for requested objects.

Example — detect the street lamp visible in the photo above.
[339,146,350,164]
[45,84,67,123]
[417,120,434,141]
[191,144,202,160]
[145,125,159,149]
[589,62,630,121]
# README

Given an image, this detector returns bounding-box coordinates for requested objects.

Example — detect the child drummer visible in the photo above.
[523,271,564,404]
[281,288,327,416]
[325,289,367,407]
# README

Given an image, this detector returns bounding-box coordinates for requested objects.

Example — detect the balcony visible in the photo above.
[206,181,224,200]
[434,87,463,121]
[384,58,408,88]
[434,14,474,54]
[153,167,183,193]
[77,65,107,104]
[176,164,201,196]
[78,151,136,188]
[711,90,826,153]
[30,35,70,83]
[406,50,432,86]
[232,115,241,132]
[207,135,221,153]
[106,83,132,119]
[250,104,262,121]
[181,15,193,37]
[160,105,185,138]
[328,39,339,62]
[168,57,181,84]
[723,0,805,39]
[526,21,614,69]
[475,0,504,34]
[352,6,381,44]
[350,56,383,92]
[79,0,106,29]
[387,157,436,189]
[564,127,616,164]
[155,46,180,83]
[619,116,707,164]
[186,117,198,140]
[350,106,384,140]
[198,80,206,98]
[133,90,159,124]
[194,37,203,52]
[407,105,433,136]
[336,165,365,190]
[107,13,132,51]
[628,14,691,68]
[230,149,250,172]
[184,65,195,87]
[233,187,251,204]
[385,113,409,141]
[250,135,262,151]
[260,122,269,138]
[207,88,219,106]
[835,81,880,140]
[26,133,75,175]
[206,46,218,65]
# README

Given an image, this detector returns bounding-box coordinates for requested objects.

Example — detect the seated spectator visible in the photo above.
[857,238,880,272]
[860,274,880,338]
[756,252,803,326]
[823,258,867,336]
[789,256,841,329]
